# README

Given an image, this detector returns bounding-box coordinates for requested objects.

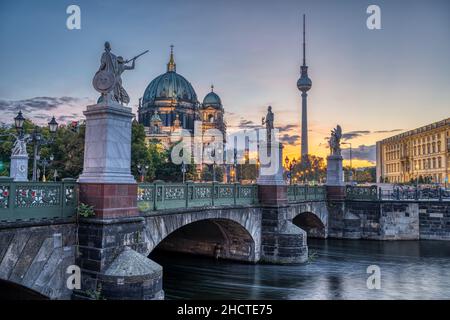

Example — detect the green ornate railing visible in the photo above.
[287,185,326,202]
[0,177,78,222]
[346,185,378,201]
[137,183,258,213]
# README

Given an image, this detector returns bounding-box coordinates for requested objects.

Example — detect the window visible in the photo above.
[438,157,442,168]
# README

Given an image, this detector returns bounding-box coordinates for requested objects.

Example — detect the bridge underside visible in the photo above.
[293,213,326,239]
[152,219,256,262]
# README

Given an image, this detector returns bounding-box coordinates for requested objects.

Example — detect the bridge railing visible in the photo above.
[379,186,450,201]
[287,185,326,202]
[137,182,258,213]
[0,177,78,222]
[346,185,379,201]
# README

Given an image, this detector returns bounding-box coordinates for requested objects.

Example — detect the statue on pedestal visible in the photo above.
[11,137,27,156]
[93,41,148,105]
[328,125,342,156]
[262,106,274,142]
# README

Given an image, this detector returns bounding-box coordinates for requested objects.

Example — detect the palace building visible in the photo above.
[376,118,450,185]
[137,46,226,148]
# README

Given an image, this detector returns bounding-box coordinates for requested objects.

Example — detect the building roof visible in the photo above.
[379,118,450,144]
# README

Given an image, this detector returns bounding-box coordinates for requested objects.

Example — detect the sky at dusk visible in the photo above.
[1,0,449,167]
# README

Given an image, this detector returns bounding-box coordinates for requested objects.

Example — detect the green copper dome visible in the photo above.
[201,85,222,109]
[142,46,198,106]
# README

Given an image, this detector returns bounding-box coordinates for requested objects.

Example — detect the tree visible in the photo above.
[201,165,224,182]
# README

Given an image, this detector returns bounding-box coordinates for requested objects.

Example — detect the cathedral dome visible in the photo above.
[142,72,197,105]
[202,85,222,109]
[142,46,198,106]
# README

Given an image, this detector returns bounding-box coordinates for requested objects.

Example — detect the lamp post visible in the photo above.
[233,149,238,183]
[39,154,54,182]
[137,164,149,183]
[342,142,353,183]
[284,156,297,185]
[211,149,216,182]
[181,160,187,183]
[31,117,58,182]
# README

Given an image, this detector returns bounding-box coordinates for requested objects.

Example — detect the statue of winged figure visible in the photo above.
[11,137,28,156]
[329,125,342,156]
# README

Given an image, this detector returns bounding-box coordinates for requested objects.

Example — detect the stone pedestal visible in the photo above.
[78,103,135,184]
[10,154,28,182]
[326,155,345,201]
[77,102,138,219]
[326,155,344,186]
[257,143,308,264]
[74,101,162,300]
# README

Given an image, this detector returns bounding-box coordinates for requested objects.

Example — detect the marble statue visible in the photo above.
[94,41,147,105]
[11,137,27,156]
[329,125,342,156]
[262,106,274,141]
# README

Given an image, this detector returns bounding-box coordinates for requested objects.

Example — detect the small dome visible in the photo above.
[202,85,222,108]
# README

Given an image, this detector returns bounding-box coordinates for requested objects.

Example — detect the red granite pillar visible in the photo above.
[78,183,138,219]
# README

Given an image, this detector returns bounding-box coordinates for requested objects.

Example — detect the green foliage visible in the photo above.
[237,163,258,182]
[285,155,326,184]
[201,165,224,182]
[77,203,95,218]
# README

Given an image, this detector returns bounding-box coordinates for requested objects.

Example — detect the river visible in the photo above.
[151,239,450,300]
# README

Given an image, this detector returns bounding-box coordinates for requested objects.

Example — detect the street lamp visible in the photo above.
[233,148,238,183]
[137,164,149,183]
[39,154,54,182]
[284,157,297,185]
[181,160,187,183]
[14,111,25,135]
[30,117,59,182]
[211,149,217,182]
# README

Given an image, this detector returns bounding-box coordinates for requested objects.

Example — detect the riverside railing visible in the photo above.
[346,185,378,201]
[137,182,258,213]
[0,177,78,222]
[346,185,450,201]
[287,185,326,202]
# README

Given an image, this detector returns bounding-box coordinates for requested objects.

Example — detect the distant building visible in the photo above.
[137,45,226,149]
[376,118,450,184]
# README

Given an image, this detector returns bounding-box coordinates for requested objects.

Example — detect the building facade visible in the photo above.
[376,118,450,185]
[137,46,226,149]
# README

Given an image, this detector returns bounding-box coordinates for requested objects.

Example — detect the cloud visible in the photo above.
[0,96,89,125]
[278,124,298,132]
[341,130,371,141]
[342,144,376,163]
[236,119,262,129]
[280,133,300,146]
[373,129,403,133]
[0,96,81,112]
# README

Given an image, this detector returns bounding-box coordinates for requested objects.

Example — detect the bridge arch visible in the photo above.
[293,212,326,238]
[143,208,261,262]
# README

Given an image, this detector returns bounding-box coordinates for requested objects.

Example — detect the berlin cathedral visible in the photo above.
[137,46,226,148]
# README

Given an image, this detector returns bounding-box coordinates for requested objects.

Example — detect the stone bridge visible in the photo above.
[1,180,449,300]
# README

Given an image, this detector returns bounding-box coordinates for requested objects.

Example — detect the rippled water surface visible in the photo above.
[151,239,450,300]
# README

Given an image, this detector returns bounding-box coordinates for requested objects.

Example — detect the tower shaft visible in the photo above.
[301,92,308,157]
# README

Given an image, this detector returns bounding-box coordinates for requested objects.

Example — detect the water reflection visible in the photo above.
[151,239,450,300]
